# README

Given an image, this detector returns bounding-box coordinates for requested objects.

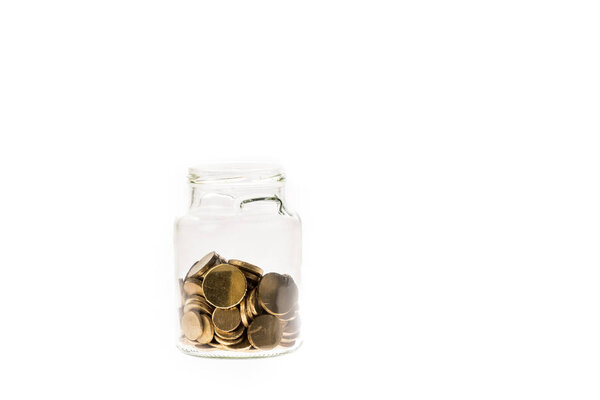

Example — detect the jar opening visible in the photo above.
[188,163,285,185]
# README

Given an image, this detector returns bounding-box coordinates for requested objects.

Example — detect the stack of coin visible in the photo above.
[178,251,300,352]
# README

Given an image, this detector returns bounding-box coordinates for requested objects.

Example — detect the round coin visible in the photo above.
[247,314,282,350]
[224,337,252,351]
[283,317,301,334]
[202,264,247,308]
[183,278,204,297]
[278,307,297,321]
[214,334,244,346]
[212,307,241,332]
[185,294,203,302]
[248,287,262,317]
[257,273,298,316]
[185,251,222,280]
[196,314,215,344]
[185,295,213,308]
[214,324,245,340]
[244,296,255,321]
[227,259,264,276]
[280,336,297,344]
[282,331,300,340]
[183,302,203,314]
[181,311,204,340]
[242,271,261,285]
[184,296,214,315]
[240,297,250,327]
[180,337,198,347]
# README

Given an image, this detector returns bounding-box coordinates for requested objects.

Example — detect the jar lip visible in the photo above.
[188,163,286,185]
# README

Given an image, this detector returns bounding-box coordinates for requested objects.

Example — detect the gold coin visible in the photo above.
[244,296,255,321]
[184,296,214,315]
[214,334,244,346]
[278,307,297,322]
[180,337,198,346]
[258,273,298,316]
[239,297,251,327]
[183,303,203,314]
[185,251,223,280]
[212,307,241,332]
[202,264,247,308]
[185,295,212,307]
[183,278,204,297]
[247,314,282,350]
[196,314,214,344]
[282,330,300,340]
[283,317,301,334]
[181,311,204,340]
[247,287,261,317]
[224,337,252,351]
[184,304,212,315]
[242,271,261,285]
[228,259,264,276]
[279,340,296,348]
[280,335,297,343]
[215,324,245,340]
[185,294,207,303]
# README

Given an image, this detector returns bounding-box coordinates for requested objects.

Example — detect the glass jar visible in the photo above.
[174,163,302,358]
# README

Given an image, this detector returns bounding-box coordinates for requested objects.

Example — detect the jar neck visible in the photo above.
[189,183,288,214]
[187,163,288,214]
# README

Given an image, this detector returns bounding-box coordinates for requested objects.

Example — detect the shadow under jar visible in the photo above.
[174,164,302,358]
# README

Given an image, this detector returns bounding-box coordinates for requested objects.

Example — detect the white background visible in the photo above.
[0,1,599,399]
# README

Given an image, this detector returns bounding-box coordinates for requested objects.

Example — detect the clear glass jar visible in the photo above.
[174,163,302,358]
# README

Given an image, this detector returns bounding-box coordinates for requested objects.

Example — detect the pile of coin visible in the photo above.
[178,251,300,352]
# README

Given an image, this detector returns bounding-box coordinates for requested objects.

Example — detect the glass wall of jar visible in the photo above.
[174,164,302,358]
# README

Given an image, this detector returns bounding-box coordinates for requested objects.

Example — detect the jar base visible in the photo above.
[177,339,303,359]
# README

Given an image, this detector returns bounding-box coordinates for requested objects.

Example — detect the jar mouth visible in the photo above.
[188,163,286,185]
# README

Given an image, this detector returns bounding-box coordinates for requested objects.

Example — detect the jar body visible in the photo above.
[174,165,302,358]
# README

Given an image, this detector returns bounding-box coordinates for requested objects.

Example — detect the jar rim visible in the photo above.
[188,163,286,185]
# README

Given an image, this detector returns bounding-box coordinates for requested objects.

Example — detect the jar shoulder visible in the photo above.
[175,210,301,227]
